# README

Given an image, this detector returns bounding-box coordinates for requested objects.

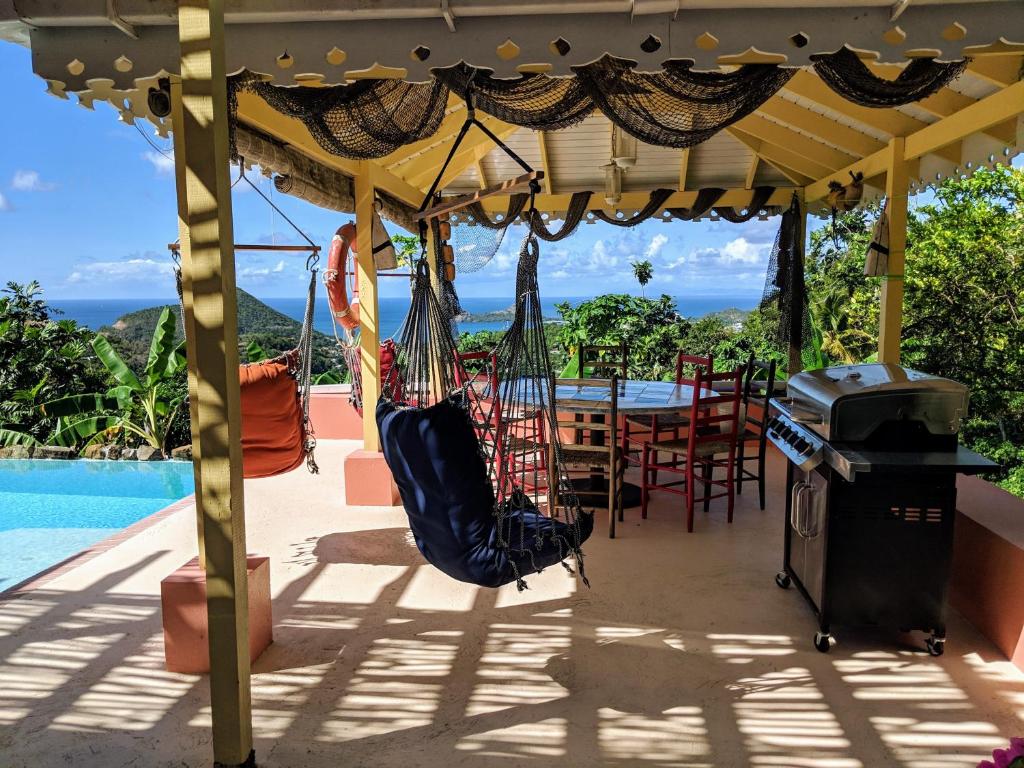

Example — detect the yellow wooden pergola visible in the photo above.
[4,1,1022,764]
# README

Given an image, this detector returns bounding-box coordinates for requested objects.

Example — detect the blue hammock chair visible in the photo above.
[377,229,592,590]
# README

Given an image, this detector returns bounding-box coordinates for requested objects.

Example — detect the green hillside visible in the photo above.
[100,289,340,374]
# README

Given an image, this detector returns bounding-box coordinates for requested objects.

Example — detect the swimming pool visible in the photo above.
[0,459,194,591]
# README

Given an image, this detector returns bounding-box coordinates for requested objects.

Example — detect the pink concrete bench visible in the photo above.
[308,384,362,440]
[950,475,1024,671]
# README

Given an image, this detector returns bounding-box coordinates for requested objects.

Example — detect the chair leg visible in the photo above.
[702,459,712,513]
[608,464,617,539]
[736,438,746,495]
[726,450,736,524]
[640,444,650,519]
[685,456,695,533]
[757,447,767,511]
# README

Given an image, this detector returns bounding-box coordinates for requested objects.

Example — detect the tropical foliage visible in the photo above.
[0,282,110,447]
[40,307,188,453]
[631,259,653,297]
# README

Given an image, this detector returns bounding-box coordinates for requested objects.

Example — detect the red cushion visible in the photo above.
[239,352,305,479]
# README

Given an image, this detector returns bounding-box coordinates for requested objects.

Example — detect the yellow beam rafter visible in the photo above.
[478,187,796,214]
[234,91,424,207]
[757,98,886,158]
[745,154,759,189]
[806,78,1024,201]
[678,148,689,191]
[784,70,926,137]
[732,112,857,172]
[473,145,488,190]
[537,131,554,194]
[404,119,519,189]
[727,127,821,185]
[966,55,1023,88]
[870,62,1017,144]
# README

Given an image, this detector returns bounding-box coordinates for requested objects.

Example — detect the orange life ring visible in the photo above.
[325,222,359,331]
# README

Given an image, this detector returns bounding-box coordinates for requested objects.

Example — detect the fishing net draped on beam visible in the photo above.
[228,51,968,160]
[377,228,592,591]
[452,186,779,274]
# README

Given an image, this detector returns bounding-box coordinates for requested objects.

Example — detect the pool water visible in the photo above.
[0,459,194,591]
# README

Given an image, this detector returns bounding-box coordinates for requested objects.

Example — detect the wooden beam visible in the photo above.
[728,127,826,183]
[869,62,1017,144]
[757,98,886,158]
[744,153,759,189]
[805,146,890,202]
[380,96,466,170]
[678,148,689,191]
[784,70,927,137]
[416,171,543,221]
[790,189,807,376]
[733,112,858,172]
[537,131,554,194]
[904,80,1024,162]
[966,56,1023,88]
[234,91,424,208]
[878,137,909,364]
[397,115,515,186]
[176,1,252,765]
[354,162,381,451]
[169,77,205,572]
[477,187,796,214]
[473,145,488,190]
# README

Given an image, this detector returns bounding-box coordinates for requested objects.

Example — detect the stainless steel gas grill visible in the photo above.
[766,363,996,655]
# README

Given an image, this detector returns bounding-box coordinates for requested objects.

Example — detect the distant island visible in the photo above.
[456,305,560,324]
[100,289,340,374]
[701,307,750,329]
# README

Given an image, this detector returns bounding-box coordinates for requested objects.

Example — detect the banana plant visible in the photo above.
[40,307,186,453]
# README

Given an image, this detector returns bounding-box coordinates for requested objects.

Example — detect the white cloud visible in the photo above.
[550,269,570,279]
[718,237,768,265]
[143,151,175,175]
[273,260,285,273]
[11,170,56,192]
[0,192,10,212]
[587,240,618,271]
[643,233,668,260]
[237,259,288,281]
[66,258,174,284]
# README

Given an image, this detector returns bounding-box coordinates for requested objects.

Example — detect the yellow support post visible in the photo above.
[169,77,205,570]
[176,1,253,765]
[879,137,909,365]
[355,163,381,451]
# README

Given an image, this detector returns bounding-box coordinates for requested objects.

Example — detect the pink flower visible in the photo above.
[978,737,1024,768]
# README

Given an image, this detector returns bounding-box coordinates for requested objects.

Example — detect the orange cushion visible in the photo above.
[239,352,305,479]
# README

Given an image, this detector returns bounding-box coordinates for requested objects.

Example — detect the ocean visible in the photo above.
[51,294,762,339]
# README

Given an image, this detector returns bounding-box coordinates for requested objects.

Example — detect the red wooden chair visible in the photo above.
[639,366,743,532]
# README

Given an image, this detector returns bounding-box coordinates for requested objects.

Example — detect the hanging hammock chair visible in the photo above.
[377,221,593,590]
[172,168,320,479]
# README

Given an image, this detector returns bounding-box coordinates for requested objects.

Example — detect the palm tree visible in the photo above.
[631,260,653,297]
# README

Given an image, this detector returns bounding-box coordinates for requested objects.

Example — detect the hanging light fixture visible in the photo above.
[602,162,622,205]
[611,125,637,169]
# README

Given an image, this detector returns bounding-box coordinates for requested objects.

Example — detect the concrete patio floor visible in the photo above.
[0,442,1021,767]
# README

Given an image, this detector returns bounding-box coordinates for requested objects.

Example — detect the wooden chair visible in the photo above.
[735,355,777,510]
[639,367,743,533]
[547,375,625,539]
[455,350,546,499]
[623,352,714,467]
[579,343,628,380]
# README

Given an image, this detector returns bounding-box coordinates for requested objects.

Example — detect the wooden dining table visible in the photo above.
[526,379,735,507]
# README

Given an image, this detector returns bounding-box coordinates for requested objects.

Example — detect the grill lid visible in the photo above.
[785,364,969,442]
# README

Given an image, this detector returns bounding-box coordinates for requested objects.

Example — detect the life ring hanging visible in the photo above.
[325,222,359,332]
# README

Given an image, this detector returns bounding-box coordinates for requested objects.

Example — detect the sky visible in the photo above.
[0,40,986,306]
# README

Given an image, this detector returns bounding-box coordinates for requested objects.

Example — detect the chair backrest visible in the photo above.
[580,343,628,380]
[741,355,777,435]
[686,367,743,457]
[675,352,714,388]
[552,375,619,459]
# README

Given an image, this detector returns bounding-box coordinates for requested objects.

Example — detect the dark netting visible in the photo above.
[434,64,594,132]
[713,186,778,223]
[453,194,529,273]
[228,70,449,159]
[529,192,594,241]
[230,51,970,163]
[760,196,810,365]
[592,188,675,226]
[811,47,969,108]
[574,56,796,148]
